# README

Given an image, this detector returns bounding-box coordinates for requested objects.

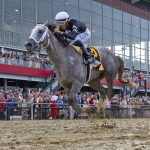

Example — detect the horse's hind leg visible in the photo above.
[105,72,117,100]
[106,77,114,100]
[88,78,107,117]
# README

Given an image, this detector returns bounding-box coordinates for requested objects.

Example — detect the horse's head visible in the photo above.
[25,22,49,53]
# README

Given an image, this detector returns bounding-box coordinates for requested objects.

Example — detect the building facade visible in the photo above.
[0,0,150,89]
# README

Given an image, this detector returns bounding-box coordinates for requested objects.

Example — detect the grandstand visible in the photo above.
[0,0,150,96]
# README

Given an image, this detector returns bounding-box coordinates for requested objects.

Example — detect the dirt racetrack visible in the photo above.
[0,119,150,150]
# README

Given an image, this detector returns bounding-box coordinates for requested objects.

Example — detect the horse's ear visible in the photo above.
[44,21,49,27]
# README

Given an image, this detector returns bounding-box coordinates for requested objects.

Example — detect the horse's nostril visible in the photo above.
[28,43,32,46]
[25,42,32,47]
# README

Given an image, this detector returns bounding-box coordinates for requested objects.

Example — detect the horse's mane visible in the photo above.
[47,24,69,47]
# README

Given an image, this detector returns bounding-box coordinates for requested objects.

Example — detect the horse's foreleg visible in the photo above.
[67,81,83,112]
[88,78,107,99]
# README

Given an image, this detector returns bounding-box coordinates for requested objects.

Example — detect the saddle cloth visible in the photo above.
[69,44,104,70]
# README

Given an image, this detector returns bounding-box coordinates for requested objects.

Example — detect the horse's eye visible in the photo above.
[38,30,43,34]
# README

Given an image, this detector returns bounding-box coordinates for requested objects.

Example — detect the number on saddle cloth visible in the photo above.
[88,46,100,62]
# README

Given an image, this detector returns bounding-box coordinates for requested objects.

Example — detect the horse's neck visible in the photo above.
[46,31,65,69]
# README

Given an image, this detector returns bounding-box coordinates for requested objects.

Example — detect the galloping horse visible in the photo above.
[25,22,134,112]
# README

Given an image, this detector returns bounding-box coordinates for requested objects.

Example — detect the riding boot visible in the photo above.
[73,41,91,64]
[81,45,93,64]
[73,40,100,66]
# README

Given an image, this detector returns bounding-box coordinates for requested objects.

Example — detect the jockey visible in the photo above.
[54,11,100,67]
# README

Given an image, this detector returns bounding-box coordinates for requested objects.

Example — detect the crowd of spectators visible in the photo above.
[0,50,53,69]
[103,95,150,118]
[1,87,150,120]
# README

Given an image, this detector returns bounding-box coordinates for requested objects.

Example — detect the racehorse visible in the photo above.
[25,22,135,112]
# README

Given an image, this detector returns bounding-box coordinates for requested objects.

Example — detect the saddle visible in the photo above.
[69,45,104,70]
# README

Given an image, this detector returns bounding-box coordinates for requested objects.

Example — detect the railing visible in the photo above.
[1,102,150,120]
[0,57,53,69]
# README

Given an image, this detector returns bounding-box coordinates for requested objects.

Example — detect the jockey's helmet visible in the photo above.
[55,12,70,24]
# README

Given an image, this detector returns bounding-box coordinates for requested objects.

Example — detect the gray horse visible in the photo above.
[25,23,134,112]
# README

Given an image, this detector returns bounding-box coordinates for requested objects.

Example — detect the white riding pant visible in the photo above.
[70,28,91,44]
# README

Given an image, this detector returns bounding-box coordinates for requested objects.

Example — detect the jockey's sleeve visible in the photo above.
[63,21,79,40]
[63,30,77,40]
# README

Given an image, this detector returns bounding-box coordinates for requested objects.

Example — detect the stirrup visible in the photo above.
[91,60,101,68]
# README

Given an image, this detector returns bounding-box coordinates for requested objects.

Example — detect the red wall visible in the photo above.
[0,64,53,78]
[96,0,150,20]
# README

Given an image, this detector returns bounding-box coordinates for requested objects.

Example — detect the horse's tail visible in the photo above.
[117,56,128,83]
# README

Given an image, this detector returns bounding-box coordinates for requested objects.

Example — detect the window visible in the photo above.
[123,23,131,35]
[13,32,21,47]
[0,14,2,28]
[124,56,131,68]
[66,0,78,7]
[103,28,112,41]
[103,5,112,18]
[91,25,102,38]
[134,47,141,59]
[79,0,90,10]
[123,34,131,45]
[4,0,21,18]
[141,49,146,60]
[22,0,35,7]
[4,15,21,33]
[132,26,140,37]
[79,10,90,24]
[124,45,130,57]
[123,12,131,24]
[141,18,148,29]
[113,20,122,32]
[22,34,28,48]
[37,0,52,23]
[91,1,102,15]
[103,40,112,48]
[132,15,140,28]
[22,5,36,22]
[141,29,148,40]
[67,5,79,19]
[132,36,140,45]
[91,13,102,26]
[103,17,112,29]
[113,31,122,44]
[4,31,13,46]
[114,44,123,56]
[0,0,3,13]
[91,37,102,46]
[22,22,35,37]
[133,58,140,69]
[113,8,122,21]
[141,61,147,71]
[0,29,2,44]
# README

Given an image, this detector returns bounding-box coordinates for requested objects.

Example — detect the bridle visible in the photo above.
[29,24,50,49]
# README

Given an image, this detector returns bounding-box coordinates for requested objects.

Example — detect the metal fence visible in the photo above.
[1,102,150,120]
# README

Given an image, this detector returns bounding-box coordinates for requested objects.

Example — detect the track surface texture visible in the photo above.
[0,119,150,150]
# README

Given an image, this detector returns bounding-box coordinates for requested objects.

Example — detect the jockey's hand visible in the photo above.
[54,31,64,36]
[54,28,59,33]
[54,28,63,36]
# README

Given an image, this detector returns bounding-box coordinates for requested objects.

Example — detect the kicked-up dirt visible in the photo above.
[0,119,150,150]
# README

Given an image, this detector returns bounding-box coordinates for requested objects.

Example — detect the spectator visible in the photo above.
[50,95,59,119]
